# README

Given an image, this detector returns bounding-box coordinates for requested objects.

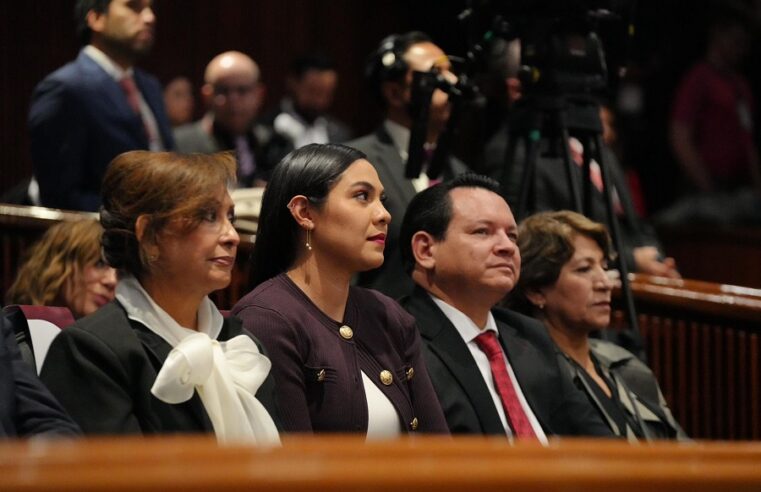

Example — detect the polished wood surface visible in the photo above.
[2,435,761,491]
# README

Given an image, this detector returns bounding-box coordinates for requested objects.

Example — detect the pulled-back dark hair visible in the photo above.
[100,151,236,278]
[399,173,503,274]
[251,143,366,286]
[75,0,111,45]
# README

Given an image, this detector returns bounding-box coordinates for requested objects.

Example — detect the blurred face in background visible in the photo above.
[289,69,338,123]
[203,52,264,136]
[63,260,117,318]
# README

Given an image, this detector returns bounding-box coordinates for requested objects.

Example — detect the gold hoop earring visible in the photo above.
[306,228,312,251]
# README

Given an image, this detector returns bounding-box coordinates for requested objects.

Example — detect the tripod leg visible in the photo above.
[516,132,541,221]
[560,125,582,212]
[593,134,640,337]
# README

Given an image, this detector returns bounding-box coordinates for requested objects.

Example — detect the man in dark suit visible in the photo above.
[0,315,80,438]
[28,0,174,211]
[348,32,468,299]
[398,174,611,438]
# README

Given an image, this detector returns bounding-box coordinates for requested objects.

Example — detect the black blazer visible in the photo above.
[348,126,469,299]
[400,287,613,437]
[40,301,279,436]
[0,315,80,438]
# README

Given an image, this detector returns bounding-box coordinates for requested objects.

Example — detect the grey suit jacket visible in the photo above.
[347,127,469,299]
[400,287,613,437]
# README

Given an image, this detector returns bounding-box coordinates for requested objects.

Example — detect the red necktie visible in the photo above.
[474,331,537,439]
[119,75,142,115]
[119,76,156,145]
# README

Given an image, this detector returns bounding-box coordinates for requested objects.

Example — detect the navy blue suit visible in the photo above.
[28,50,175,211]
[0,315,80,438]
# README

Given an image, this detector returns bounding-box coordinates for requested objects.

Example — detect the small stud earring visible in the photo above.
[306,229,312,251]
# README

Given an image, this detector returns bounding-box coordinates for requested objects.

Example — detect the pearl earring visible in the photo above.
[306,229,312,251]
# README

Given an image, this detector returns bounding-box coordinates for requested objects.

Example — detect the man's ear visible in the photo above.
[410,231,437,270]
[201,83,215,109]
[286,195,314,231]
[86,9,107,35]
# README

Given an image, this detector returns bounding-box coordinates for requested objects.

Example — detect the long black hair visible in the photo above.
[251,143,366,286]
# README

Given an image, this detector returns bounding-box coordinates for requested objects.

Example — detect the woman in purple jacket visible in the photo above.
[233,143,449,438]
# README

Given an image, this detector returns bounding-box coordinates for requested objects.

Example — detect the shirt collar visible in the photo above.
[429,293,498,344]
[83,45,134,81]
[116,275,223,348]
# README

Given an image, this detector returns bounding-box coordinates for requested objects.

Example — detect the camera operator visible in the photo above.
[348,31,470,299]
[484,37,679,279]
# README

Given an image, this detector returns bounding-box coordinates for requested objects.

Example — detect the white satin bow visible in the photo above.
[151,332,280,445]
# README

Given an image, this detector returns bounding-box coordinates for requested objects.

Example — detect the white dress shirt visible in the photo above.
[431,295,548,444]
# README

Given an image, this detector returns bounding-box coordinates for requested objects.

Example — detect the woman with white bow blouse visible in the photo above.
[41,151,280,444]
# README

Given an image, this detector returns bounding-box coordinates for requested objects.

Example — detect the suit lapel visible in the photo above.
[371,127,417,206]
[408,290,505,434]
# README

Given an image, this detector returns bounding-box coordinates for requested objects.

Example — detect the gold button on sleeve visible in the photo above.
[316,369,326,382]
[406,367,415,380]
[410,417,419,431]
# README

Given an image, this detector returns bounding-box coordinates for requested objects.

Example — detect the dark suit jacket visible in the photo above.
[40,301,279,436]
[347,126,469,298]
[400,288,612,437]
[0,315,80,438]
[232,274,449,434]
[173,118,287,185]
[28,50,175,211]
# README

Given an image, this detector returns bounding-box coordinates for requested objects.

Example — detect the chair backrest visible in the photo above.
[2,305,75,374]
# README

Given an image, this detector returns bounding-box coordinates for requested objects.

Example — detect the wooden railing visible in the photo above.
[1,435,760,491]
[613,274,761,441]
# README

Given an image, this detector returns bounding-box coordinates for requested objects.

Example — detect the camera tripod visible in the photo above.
[501,93,642,339]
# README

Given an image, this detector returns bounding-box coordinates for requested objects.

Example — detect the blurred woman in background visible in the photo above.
[7,219,116,319]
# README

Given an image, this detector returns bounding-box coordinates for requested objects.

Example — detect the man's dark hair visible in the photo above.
[364,31,432,108]
[289,53,337,79]
[399,173,504,273]
[75,0,111,45]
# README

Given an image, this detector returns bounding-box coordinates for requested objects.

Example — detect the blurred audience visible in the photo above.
[41,151,279,443]
[174,51,286,187]
[263,53,351,152]
[28,0,174,211]
[232,144,449,437]
[0,315,81,438]
[399,175,611,439]
[662,8,761,225]
[163,76,195,127]
[510,211,687,440]
[6,219,116,319]
[349,31,469,298]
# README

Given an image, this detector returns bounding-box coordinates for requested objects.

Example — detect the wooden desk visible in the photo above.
[2,435,761,491]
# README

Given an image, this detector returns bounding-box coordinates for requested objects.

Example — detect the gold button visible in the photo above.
[316,369,326,382]
[339,325,353,340]
[406,367,415,381]
[410,417,419,431]
[379,370,393,386]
